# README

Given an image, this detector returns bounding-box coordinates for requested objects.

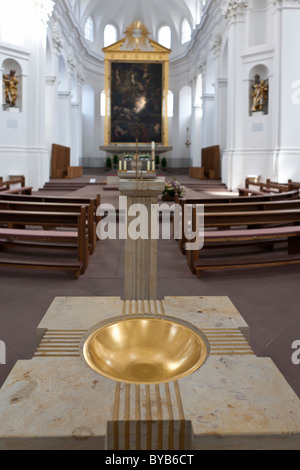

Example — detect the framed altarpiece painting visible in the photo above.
[102,21,171,148]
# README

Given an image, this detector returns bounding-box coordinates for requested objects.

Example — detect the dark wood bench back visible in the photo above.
[180,189,299,206]
[0,207,87,272]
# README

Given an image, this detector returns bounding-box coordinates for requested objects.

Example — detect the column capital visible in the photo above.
[198,57,207,74]
[34,0,55,25]
[67,47,77,74]
[210,34,222,59]
[222,0,248,24]
[51,22,64,55]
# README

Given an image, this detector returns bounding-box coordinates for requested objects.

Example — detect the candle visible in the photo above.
[147,161,150,171]
[124,161,127,171]
[152,161,155,171]
[119,161,122,171]
[151,141,155,150]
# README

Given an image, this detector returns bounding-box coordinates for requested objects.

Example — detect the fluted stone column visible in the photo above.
[119,179,165,301]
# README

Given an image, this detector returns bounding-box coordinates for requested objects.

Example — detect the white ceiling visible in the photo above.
[69,0,203,59]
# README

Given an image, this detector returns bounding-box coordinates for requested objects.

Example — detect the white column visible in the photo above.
[273,0,300,182]
[202,93,215,149]
[45,76,57,150]
[221,0,248,190]
[190,76,198,167]
[57,91,72,147]
[70,102,81,166]
[217,78,228,155]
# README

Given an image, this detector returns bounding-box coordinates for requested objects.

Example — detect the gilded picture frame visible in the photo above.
[102,21,171,147]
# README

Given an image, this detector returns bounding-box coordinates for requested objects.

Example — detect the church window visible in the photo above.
[84,16,94,42]
[182,19,191,44]
[167,90,174,117]
[104,24,117,47]
[100,90,106,116]
[158,26,171,49]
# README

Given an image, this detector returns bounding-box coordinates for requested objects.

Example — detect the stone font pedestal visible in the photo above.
[119,178,165,301]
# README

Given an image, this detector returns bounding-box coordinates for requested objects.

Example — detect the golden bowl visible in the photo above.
[83,316,209,384]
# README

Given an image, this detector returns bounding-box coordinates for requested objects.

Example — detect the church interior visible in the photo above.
[0,0,299,451]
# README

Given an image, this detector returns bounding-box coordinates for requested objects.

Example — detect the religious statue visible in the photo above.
[251,74,268,113]
[3,70,19,107]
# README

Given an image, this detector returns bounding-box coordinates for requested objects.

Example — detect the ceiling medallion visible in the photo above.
[121,20,153,51]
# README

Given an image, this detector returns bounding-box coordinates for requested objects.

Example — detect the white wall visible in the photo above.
[0,1,50,190]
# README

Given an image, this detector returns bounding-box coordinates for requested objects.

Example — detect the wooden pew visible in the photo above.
[243,179,289,193]
[191,198,300,213]
[0,199,96,255]
[186,206,300,277]
[287,180,300,190]
[264,180,300,191]
[2,187,33,195]
[0,193,101,248]
[238,187,265,196]
[177,192,300,254]
[0,176,32,195]
[0,192,100,215]
[0,208,88,278]
[179,189,299,206]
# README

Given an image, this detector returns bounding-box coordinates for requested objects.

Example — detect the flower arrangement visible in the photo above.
[123,154,133,160]
[162,180,186,199]
[139,154,150,160]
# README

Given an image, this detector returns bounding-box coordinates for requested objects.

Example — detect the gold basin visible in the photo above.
[83,316,209,384]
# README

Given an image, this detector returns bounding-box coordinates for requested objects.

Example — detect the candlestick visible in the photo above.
[119,161,122,171]
[124,161,127,171]
[147,161,150,171]
[152,161,155,171]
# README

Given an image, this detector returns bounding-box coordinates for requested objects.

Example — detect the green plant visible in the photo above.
[155,154,160,165]
[106,157,112,170]
[161,157,167,170]
[113,154,119,169]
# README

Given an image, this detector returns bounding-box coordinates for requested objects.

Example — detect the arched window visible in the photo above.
[100,90,106,116]
[163,90,174,117]
[84,17,94,42]
[195,0,201,25]
[158,25,171,49]
[104,24,117,47]
[167,90,174,117]
[182,19,192,44]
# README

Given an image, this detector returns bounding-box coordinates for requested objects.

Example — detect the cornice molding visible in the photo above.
[273,0,300,5]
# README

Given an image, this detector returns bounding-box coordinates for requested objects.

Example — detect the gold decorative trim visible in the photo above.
[34,324,253,358]
[202,329,254,356]
[34,330,87,357]
[107,380,192,450]
[121,299,165,316]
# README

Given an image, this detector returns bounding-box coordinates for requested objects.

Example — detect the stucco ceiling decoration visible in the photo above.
[120,20,153,51]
